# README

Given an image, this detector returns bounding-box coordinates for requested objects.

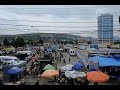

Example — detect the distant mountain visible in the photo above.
[0,33,81,42]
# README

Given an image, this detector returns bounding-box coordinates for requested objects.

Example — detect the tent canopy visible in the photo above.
[89,56,120,67]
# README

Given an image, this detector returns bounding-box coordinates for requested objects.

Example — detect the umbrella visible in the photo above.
[86,71,109,83]
[61,64,73,71]
[73,63,83,71]
[7,67,22,75]
[41,70,59,78]
[66,64,73,67]
[65,71,86,78]
[43,64,55,70]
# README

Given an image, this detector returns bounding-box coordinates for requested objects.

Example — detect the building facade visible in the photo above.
[98,14,113,43]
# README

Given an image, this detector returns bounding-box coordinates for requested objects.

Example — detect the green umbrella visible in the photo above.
[43,64,55,70]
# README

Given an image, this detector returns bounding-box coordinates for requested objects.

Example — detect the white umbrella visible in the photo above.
[61,65,73,71]
[65,71,86,78]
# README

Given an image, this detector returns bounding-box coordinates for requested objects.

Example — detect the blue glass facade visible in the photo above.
[98,14,113,42]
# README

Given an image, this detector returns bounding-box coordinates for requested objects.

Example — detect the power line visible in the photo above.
[0,18,118,23]
[0,23,119,28]
[0,6,120,9]
[11,12,120,15]
[0,19,97,23]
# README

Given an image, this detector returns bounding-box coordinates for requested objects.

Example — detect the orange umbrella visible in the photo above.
[41,70,59,78]
[86,71,109,83]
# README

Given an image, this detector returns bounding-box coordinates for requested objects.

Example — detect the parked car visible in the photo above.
[0,56,18,65]
[69,48,76,56]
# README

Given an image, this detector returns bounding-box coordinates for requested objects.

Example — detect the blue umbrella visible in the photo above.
[73,63,83,71]
[7,67,22,75]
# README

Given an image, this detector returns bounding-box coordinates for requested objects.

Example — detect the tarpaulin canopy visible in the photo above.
[89,56,120,67]
[7,67,22,75]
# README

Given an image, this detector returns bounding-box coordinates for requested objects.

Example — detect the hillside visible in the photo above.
[0,33,81,42]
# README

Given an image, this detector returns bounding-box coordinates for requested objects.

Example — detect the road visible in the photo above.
[75,48,88,68]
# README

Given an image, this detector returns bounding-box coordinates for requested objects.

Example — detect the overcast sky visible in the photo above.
[0,5,120,38]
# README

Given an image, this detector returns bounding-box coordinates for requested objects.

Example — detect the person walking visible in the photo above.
[26,67,30,78]
[63,57,66,64]
[60,52,62,62]
[69,55,71,62]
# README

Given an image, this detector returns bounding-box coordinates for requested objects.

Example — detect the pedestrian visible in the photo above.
[35,80,39,85]
[77,77,82,85]
[59,69,61,78]
[31,68,35,78]
[60,53,62,62]
[69,56,71,62]
[63,58,66,64]
[26,67,30,78]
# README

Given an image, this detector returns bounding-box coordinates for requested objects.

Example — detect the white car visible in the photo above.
[69,48,76,56]
[74,46,78,48]
[0,56,18,65]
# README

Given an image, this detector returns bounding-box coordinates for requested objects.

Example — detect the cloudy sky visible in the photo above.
[0,5,120,38]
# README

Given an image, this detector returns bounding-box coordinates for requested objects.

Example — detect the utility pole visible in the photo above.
[30,26,41,57]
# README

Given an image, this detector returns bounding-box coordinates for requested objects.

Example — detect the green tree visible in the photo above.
[16,37,25,47]
[12,37,25,47]
[3,38,10,46]
[26,39,33,45]
[37,39,43,45]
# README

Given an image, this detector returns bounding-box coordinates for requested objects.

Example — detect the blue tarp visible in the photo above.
[7,67,22,75]
[113,54,120,59]
[89,56,120,67]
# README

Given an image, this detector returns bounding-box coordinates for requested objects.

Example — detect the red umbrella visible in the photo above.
[87,71,109,83]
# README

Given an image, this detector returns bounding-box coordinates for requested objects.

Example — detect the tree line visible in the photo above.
[2,37,43,47]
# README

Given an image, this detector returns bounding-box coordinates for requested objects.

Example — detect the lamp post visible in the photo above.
[30,26,41,57]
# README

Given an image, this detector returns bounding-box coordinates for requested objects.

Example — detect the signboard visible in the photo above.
[88,59,99,71]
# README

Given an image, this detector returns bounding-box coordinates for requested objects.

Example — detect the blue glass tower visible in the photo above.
[98,14,113,43]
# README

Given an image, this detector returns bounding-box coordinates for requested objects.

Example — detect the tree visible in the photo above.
[16,37,25,47]
[37,39,43,45]
[12,37,25,47]
[3,38,10,46]
[26,39,33,45]
[11,39,16,47]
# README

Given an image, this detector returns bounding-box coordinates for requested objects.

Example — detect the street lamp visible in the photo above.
[30,26,41,57]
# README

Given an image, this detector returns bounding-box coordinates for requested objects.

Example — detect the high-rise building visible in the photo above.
[98,14,113,43]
